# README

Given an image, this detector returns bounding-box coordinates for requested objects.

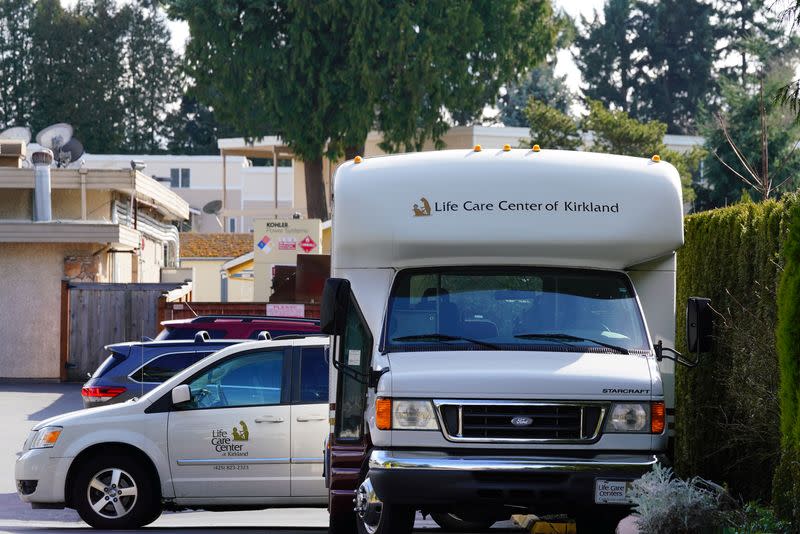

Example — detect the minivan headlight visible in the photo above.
[605,403,649,432]
[30,426,62,449]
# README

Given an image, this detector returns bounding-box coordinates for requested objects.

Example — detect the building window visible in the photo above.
[250,158,292,168]
[229,218,236,232]
[170,168,191,188]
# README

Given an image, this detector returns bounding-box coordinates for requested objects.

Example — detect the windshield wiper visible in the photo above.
[393,333,500,350]
[513,333,629,354]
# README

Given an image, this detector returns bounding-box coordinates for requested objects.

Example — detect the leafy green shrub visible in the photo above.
[676,196,798,501]
[724,501,792,534]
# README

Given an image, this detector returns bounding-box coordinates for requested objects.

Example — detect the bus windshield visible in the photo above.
[384,268,649,353]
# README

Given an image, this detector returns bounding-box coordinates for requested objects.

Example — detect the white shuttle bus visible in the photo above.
[322,148,710,534]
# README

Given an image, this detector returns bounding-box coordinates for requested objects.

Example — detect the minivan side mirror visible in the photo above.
[687,297,713,353]
[171,384,191,405]
[321,278,351,335]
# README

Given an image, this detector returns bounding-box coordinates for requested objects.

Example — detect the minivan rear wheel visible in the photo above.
[71,454,161,529]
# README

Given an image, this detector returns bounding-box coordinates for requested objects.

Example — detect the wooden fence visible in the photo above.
[61,282,191,381]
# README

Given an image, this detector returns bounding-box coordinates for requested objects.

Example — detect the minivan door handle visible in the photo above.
[255,416,285,423]
[296,415,326,422]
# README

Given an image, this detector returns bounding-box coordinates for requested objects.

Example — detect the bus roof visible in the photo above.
[332,149,683,270]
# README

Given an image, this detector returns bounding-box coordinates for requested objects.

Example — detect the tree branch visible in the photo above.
[713,150,761,191]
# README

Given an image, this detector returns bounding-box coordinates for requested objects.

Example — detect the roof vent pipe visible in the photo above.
[31,148,53,221]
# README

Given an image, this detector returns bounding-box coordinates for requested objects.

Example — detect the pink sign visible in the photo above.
[266,303,306,318]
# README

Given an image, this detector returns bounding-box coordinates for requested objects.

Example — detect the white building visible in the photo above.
[82,152,295,234]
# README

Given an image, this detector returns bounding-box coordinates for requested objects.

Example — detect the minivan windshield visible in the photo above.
[384,268,649,353]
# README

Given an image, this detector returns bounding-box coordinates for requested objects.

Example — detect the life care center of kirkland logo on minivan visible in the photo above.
[412,196,621,216]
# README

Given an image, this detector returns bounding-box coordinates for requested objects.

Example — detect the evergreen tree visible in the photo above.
[121,4,182,154]
[633,0,717,133]
[167,93,236,155]
[0,0,33,130]
[498,63,574,127]
[574,0,638,114]
[29,0,129,152]
[715,0,788,86]
[498,10,576,126]
[0,0,182,153]
[576,0,717,134]
[520,98,580,149]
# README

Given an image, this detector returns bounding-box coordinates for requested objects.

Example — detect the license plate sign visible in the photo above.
[595,480,633,504]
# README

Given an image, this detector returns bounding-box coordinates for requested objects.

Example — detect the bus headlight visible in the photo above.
[376,399,439,431]
[605,403,649,432]
[394,400,439,430]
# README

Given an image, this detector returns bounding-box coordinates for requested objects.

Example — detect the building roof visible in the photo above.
[217,136,292,158]
[180,233,253,258]
[0,167,189,221]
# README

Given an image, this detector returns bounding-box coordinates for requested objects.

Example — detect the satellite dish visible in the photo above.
[203,200,223,215]
[36,123,73,155]
[58,138,84,167]
[0,126,32,143]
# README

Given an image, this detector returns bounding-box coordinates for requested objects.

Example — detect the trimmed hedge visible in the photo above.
[773,201,800,526]
[676,196,798,501]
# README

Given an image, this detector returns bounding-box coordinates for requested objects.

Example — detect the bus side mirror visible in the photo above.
[686,297,713,353]
[321,278,351,335]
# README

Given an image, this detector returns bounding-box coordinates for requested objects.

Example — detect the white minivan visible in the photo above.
[15,337,330,529]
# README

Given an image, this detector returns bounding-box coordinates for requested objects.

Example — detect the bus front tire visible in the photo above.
[354,476,415,534]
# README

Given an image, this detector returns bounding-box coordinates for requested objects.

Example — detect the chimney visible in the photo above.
[31,148,53,222]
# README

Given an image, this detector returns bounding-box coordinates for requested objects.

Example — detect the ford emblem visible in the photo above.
[511,416,533,427]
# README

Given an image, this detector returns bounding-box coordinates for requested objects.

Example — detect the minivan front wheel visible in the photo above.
[355,476,415,534]
[71,454,161,529]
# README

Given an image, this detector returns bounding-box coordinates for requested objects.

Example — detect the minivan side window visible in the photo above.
[133,352,212,383]
[295,347,328,403]
[183,351,284,410]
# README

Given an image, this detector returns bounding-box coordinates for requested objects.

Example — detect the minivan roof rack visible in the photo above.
[271,333,329,340]
[184,315,320,324]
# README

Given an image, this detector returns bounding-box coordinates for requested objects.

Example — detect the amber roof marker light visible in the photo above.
[503,144,511,152]
[354,156,363,164]
[532,144,541,152]
[651,154,660,162]
[473,144,482,152]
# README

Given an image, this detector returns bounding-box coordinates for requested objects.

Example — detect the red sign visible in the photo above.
[300,235,317,253]
[278,237,297,251]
